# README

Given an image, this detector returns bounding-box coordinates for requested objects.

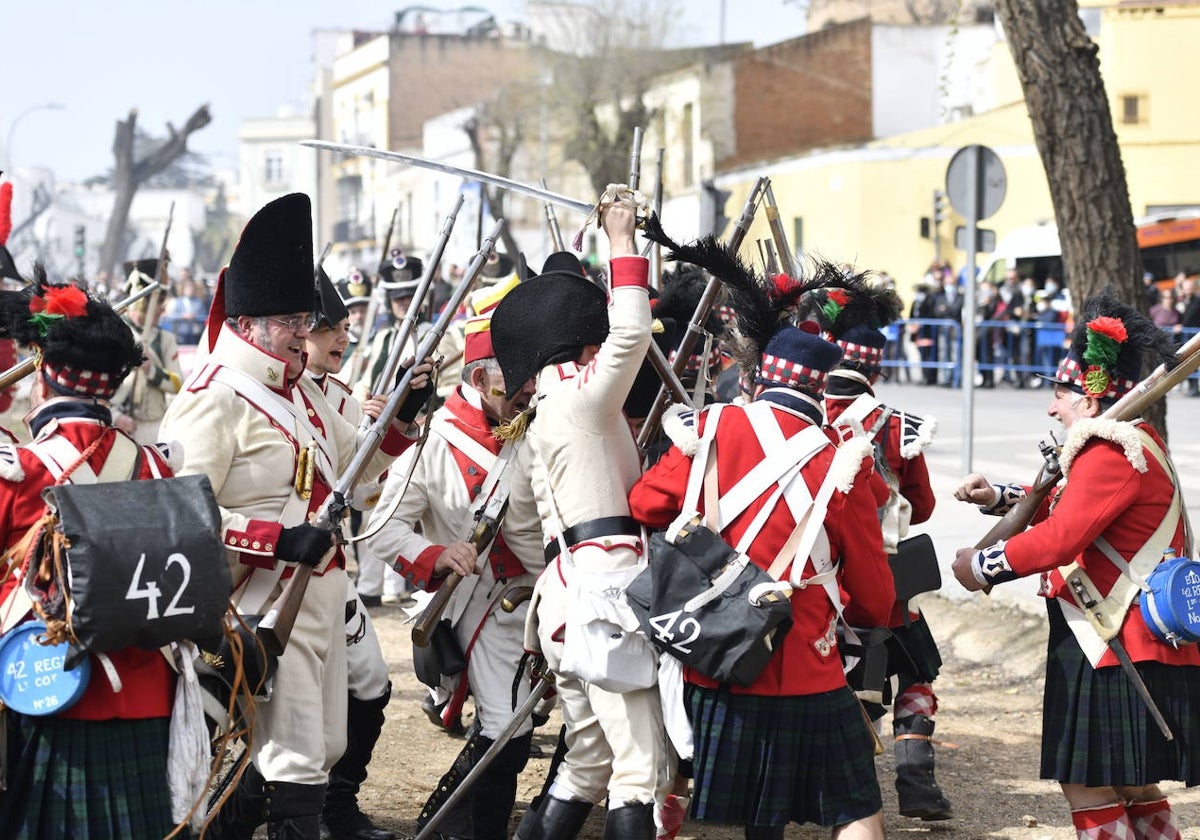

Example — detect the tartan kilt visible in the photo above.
[1042,598,1200,787]
[685,683,882,828]
[1,712,179,840]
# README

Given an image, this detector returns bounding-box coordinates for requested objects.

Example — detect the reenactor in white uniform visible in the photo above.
[364,288,544,840]
[111,259,182,445]
[306,270,397,840]
[160,193,429,840]
[490,200,671,840]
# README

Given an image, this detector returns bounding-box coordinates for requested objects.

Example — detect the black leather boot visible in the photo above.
[322,687,396,840]
[470,731,532,840]
[894,714,953,820]
[265,781,327,840]
[206,762,265,840]
[603,802,655,840]
[742,826,785,840]
[520,796,593,840]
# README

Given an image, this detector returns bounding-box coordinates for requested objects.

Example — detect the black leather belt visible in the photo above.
[544,515,641,563]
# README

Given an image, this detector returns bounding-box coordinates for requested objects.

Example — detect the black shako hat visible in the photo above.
[224,193,317,318]
[491,273,609,399]
[122,259,160,295]
[315,266,349,328]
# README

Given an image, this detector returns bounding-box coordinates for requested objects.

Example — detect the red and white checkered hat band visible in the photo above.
[837,340,884,368]
[42,363,117,398]
[757,353,829,392]
[669,344,723,375]
[1054,355,1137,401]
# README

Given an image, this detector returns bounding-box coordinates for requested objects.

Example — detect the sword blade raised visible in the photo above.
[302,141,593,216]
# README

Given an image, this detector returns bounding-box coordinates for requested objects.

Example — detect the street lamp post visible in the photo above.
[4,103,66,170]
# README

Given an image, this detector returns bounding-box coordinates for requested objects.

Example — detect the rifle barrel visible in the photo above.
[258,220,505,655]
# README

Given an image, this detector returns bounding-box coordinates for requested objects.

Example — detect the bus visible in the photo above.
[977,210,1200,287]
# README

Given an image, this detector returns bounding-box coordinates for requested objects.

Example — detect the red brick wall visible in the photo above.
[723,18,873,170]
[387,34,539,149]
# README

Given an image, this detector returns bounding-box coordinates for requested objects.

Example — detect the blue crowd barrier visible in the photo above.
[880,320,1199,387]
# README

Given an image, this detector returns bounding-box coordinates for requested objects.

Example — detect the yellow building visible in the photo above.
[716,1,1200,299]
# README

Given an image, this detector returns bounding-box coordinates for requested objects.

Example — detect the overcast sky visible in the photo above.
[2,0,808,183]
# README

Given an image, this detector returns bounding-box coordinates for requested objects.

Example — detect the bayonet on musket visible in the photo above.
[302,141,592,216]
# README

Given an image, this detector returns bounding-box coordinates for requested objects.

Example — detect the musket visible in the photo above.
[303,141,593,216]
[622,128,693,413]
[365,194,466,405]
[540,180,566,253]
[0,281,161,391]
[257,219,505,656]
[763,182,798,279]
[414,662,555,840]
[644,148,665,288]
[127,202,175,413]
[969,327,1200,738]
[974,328,1200,551]
[411,444,516,647]
[636,176,770,449]
[360,204,402,352]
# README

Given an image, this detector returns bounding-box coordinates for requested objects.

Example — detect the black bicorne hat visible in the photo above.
[491,273,609,399]
[0,266,142,398]
[224,193,317,318]
[316,266,349,328]
[122,259,160,295]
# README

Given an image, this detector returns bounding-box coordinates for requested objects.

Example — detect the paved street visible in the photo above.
[873,379,1200,613]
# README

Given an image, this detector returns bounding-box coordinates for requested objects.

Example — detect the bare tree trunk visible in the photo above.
[99,105,212,279]
[993,0,1165,432]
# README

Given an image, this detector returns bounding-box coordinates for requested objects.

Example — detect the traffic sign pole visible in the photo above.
[946,143,1007,475]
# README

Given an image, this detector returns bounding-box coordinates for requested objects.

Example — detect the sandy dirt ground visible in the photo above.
[350,592,1200,840]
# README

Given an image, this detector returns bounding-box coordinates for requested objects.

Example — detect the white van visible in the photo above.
[977,211,1200,287]
[976,221,1064,286]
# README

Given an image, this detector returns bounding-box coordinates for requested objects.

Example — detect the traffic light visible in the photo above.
[73,225,86,258]
[933,189,947,226]
[699,179,732,238]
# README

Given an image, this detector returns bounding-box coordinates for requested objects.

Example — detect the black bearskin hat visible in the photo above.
[224,193,317,318]
[0,266,142,399]
[315,266,349,328]
[640,214,840,396]
[797,265,902,380]
[491,273,609,399]
[1047,287,1176,402]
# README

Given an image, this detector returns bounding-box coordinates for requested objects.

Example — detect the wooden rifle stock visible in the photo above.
[412,499,509,647]
[972,326,1200,555]
[258,220,505,656]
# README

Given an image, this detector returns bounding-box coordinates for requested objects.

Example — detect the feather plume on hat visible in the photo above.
[641,213,818,383]
[796,266,902,339]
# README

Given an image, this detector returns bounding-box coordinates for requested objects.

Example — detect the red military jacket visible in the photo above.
[825,392,936,527]
[629,398,895,696]
[0,410,175,720]
[1001,420,1200,668]
[826,390,936,627]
